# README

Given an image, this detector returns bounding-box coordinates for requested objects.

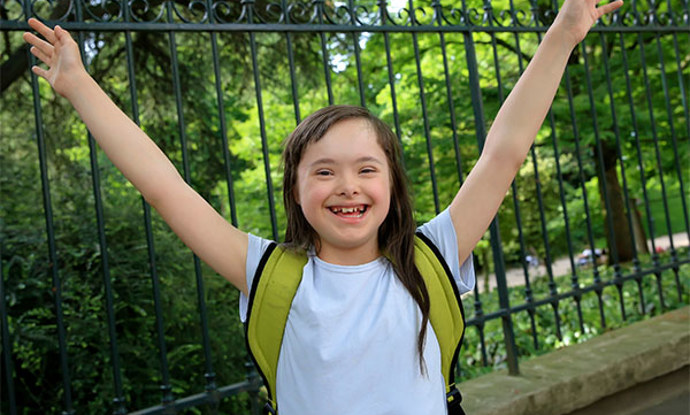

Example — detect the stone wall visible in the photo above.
[459,306,690,415]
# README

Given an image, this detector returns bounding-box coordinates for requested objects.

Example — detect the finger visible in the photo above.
[23,32,54,55]
[597,0,623,17]
[31,65,49,80]
[54,25,73,44]
[28,17,56,44]
[30,45,52,65]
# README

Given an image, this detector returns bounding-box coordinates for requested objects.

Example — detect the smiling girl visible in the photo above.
[23,0,623,412]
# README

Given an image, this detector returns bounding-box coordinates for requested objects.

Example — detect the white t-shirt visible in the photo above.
[239,209,475,415]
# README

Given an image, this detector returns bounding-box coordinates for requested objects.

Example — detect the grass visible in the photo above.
[642,181,689,237]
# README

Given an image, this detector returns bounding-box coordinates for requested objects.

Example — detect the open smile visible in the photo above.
[328,204,369,218]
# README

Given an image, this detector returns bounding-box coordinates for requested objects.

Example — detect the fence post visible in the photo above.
[462,29,520,376]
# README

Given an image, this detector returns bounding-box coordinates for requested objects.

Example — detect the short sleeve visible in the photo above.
[239,233,274,322]
[417,209,475,295]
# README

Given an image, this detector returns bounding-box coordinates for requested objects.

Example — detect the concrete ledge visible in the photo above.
[460,306,690,415]
[565,366,689,415]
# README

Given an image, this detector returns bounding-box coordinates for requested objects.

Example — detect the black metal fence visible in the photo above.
[1,0,688,413]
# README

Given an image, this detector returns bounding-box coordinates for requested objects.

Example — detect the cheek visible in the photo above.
[374,180,392,213]
[383,188,392,212]
[382,175,392,201]
[298,183,329,214]
[382,178,394,216]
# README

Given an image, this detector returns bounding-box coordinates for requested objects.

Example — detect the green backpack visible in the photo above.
[244,232,467,415]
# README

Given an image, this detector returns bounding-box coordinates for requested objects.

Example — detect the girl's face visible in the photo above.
[295,118,391,265]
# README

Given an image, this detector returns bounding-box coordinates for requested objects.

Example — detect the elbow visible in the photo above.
[479,143,525,177]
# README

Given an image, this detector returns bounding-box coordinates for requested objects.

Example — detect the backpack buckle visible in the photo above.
[446,385,465,415]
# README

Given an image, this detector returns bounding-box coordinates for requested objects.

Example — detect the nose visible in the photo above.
[337,174,359,197]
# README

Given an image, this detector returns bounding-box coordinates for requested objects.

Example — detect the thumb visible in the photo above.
[31,65,50,81]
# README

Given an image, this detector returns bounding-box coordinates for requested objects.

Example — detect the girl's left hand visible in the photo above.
[551,0,624,47]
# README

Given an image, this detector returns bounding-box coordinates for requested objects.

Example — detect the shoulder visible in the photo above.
[417,209,456,255]
[247,233,275,265]
[417,209,476,294]
[239,233,278,322]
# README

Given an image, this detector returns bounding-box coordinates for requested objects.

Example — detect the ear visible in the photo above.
[292,186,301,206]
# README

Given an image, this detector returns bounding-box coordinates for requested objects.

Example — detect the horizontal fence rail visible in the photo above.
[1,0,689,414]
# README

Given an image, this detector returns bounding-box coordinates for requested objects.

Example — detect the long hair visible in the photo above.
[281,105,430,370]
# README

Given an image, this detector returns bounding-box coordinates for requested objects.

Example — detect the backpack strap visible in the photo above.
[414,232,466,415]
[244,243,308,414]
[246,236,466,414]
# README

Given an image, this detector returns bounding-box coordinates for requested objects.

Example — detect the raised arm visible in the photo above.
[449,0,623,264]
[23,19,250,295]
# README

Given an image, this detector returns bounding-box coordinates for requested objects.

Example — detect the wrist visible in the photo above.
[543,23,580,55]
[63,70,95,102]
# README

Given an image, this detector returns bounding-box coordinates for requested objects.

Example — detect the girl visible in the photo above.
[23,0,622,413]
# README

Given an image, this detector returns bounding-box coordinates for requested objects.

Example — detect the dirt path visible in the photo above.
[476,232,689,294]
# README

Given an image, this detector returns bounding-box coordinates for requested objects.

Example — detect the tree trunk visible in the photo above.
[630,198,650,255]
[595,140,639,263]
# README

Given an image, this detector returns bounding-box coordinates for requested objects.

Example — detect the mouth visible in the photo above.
[328,204,368,218]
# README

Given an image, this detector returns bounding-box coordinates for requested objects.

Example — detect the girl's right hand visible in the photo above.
[23,18,87,99]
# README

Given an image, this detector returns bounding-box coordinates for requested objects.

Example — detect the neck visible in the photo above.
[315,242,381,265]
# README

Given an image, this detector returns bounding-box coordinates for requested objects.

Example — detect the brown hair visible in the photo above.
[281,105,430,370]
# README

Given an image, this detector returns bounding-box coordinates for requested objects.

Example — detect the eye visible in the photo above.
[316,169,333,176]
[360,167,377,174]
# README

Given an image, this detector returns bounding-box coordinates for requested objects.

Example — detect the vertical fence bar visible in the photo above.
[315,0,334,105]
[208,3,260,410]
[166,3,218,402]
[598,28,632,321]
[244,0,279,241]
[26,19,73,415]
[619,11,652,313]
[24,5,76,413]
[71,0,128,407]
[636,4,667,308]
[525,2,562,339]
[432,0,465,185]
[492,0,540,351]
[673,0,690,141]
[282,0,302,125]
[471,284,489,368]
[245,362,261,415]
[581,37,621,287]
[347,0,366,106]
[652,29,678,256]
[562,49,607,329]
[548,94,586,334]
[122,14,175,406]
[548,0,586,334]
[629,0,659,292]
[652,27,685,301]
[665,0,690,246]
[379,0,404,149]
[408,0,440,214]
[209,31,239,228]
[461,6,519,373]
[580,43,609,324]
[143,201,177,408]
[0,244,17,415]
